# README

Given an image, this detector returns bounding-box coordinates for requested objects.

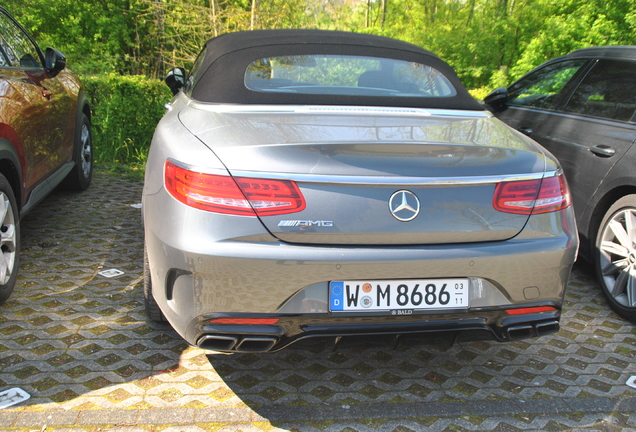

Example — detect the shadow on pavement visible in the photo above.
[1,171,635,431]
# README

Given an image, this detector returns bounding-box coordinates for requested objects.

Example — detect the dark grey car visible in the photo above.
[143,30,577,353]
[485,46,636,322]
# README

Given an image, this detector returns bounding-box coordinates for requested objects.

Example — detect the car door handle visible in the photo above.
[517,127,533,136]
[589,145,616,157]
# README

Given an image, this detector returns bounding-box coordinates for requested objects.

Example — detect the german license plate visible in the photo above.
[329,279,469,312]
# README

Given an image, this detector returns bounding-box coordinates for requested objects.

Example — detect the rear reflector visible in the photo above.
[493,173,571,215]
[209,318,280,325]
[506,306,556,315]
[165,160,306,216]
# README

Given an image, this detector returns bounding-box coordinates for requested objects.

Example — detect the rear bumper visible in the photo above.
[189,308,561,352]
[143,187,578,351]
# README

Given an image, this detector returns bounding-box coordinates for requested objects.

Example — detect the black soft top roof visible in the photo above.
[563,45,636,61]
[189,29,483,111]
[203,29,441,62]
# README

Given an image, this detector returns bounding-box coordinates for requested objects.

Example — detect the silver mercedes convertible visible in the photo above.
[142,30,578,352]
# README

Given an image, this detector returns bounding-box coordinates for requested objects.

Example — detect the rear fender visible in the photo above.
[0,135,24,211]
[74,91,91,142]
[76,91,90,120]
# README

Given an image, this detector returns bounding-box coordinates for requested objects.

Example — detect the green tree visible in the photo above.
[4,0,158,75]
[7,0,636,88]
[511,0,636,81]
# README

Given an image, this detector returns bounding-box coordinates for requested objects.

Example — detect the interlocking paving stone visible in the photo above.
[516,398,570,414]
[12,410,80,427]
[77,409,138,425]
[309,403,368,420]
[566,397,619,414]
[466,400,521,415]
[0,412,18,427]
[137,408,196,424]
[0,170,636,431]
[195,407,254,423]
[362,402,416,419]
[414,401,469,417]
[251,405,308,422]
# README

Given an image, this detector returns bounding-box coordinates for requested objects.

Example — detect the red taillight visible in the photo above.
[209,318,280,325]
[164,160,306,216]
[505,306,556,315]
[493,174,571,215]
[235,177,306,216]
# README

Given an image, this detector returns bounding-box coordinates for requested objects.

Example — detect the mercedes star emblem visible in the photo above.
[389,190,420,221]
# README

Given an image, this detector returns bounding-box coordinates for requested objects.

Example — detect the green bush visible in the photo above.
[82,74,172,176]
[468,87,492,101]
[81,75,496,178]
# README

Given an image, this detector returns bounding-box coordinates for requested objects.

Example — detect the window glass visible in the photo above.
[563,59,636,122]
[185,46,207,95]
[245,55,457,98]
[0,48,8,66]
[508,60,586,109]
[0,11,41,68]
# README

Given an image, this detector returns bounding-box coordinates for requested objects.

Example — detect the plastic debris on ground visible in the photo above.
[98,269,125,278]
[0,388,30,409]
[626,376,636,389]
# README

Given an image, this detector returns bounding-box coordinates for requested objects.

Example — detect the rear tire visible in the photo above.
[595,194,636,322]
[62,113,92,191]
[144,244,166,323]
[0,174,19,304]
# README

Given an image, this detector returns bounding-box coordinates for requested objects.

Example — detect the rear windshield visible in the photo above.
[245,55,457,98]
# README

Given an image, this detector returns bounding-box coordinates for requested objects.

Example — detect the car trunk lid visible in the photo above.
[180,106,547,245]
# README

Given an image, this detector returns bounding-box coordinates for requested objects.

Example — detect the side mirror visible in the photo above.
[483,87,509,112]
[165,67,187,95]
[45,47,66,77]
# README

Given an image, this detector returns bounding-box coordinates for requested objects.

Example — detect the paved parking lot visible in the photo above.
[1,170,636,431]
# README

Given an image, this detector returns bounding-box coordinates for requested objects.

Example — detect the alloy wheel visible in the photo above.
[598,208,636,308]
[0,192,16,286]
[80,122,92,178]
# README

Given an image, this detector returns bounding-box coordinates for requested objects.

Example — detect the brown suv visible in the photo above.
[0,7,92,303]
[485,46,636,322]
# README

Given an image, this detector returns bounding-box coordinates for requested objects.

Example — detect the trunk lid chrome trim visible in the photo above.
[218,169,552,186]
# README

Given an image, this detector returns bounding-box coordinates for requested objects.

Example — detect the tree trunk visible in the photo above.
[381,0,387,28]
[499,0,509,17]
[153,0,164,79]
[210,0,219,37]
[466,0,476,26]
[251,0,260,30]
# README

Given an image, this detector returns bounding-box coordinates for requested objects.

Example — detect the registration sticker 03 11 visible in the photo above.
[329,279,469,312]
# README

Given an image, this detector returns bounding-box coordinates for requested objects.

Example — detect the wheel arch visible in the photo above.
[583,184,636,262]
[0,138,23,212]
[76,91,91,133]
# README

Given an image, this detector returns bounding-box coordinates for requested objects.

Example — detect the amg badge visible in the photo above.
[278,220,334,227]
